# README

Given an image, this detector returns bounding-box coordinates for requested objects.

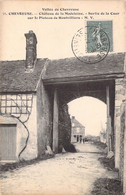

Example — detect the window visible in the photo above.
[72,123,75,127]
[76,127,80,133]
[0,94,33,115]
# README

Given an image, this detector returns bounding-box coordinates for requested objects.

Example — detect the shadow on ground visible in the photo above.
[91,178,123,195]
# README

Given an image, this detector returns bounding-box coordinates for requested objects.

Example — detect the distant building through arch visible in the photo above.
[71,116,85,143]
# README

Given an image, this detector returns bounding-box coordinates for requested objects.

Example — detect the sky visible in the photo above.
[68,97,107,136]
[0,1,125,61]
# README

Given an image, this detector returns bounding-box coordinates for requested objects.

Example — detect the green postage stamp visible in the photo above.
[86,20,113,53]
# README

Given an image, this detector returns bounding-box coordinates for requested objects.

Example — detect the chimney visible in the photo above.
[25,30,37,70]
[72,116,75,120]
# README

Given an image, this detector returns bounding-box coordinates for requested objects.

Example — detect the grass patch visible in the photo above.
[92,141,117,171]
[91,141,123,194]
[92,140,107,150]
[91,178,123,195]
[0,154,54,175]
[98,156,118,172]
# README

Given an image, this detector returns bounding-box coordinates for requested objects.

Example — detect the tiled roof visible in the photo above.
[43,53,125,83]
[0,53,125,93]
[0,59,47,93]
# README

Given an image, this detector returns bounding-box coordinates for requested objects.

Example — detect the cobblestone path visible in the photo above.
[0,143,118,195]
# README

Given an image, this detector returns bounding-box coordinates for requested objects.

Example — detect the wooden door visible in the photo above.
[0,124,17,161]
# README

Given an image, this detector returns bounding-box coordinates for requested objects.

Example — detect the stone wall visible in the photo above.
[58,103,71,152]
[118,99,126,195]
[119,101,125,182]
[114,76,126,195]
[37,80,53,157]
[123,100,126,194]
[114,78,126,168]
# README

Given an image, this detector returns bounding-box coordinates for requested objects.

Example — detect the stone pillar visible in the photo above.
[115,79,125,168]
[53,88,59,153]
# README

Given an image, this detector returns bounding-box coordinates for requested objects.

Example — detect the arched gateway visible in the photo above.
[43,52,126,169]
[0,31,126,192]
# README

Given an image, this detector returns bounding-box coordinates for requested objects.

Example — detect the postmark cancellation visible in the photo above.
[72,20,113,64]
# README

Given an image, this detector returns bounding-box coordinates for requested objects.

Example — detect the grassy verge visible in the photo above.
[91,140,107,150]
[0,154,54,175]
[91,141,123,195]
[91,178,123,195]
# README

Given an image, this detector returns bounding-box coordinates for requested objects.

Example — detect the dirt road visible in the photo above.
[0,143,118,195]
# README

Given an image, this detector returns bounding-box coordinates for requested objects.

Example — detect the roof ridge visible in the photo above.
[0,58,48,63]
[45,52,125,62]
[0,59,25,63]
[35,58,49,91]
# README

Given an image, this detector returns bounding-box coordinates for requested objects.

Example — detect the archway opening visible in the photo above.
[68,96,107,145]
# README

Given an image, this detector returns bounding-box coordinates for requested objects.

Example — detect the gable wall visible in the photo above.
[0,94,38,161]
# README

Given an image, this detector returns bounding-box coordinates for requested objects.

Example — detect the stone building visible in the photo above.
[0,31,53,162]
[0,30,72,162]
[71,116,85,143]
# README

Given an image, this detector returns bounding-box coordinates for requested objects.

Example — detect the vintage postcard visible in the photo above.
[0,1,126,195]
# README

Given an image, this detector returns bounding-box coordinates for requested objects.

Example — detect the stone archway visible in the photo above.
[51,79,115,155]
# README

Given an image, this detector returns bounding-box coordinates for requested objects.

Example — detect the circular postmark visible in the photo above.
[71,25,110,64]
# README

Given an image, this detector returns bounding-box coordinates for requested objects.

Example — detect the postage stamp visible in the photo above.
[86,21,113,53]
[72,20,113,64]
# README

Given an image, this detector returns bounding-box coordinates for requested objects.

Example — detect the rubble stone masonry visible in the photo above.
[114,78,126,169]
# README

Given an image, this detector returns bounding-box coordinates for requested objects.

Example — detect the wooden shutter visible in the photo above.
[0,124,17,161]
